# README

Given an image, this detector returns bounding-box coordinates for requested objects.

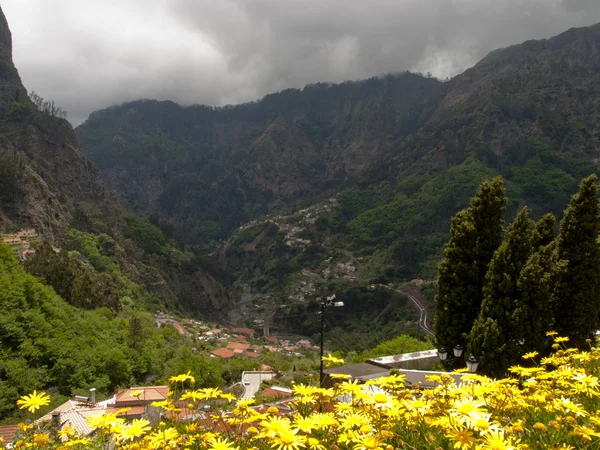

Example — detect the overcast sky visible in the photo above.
[3,0,599,125]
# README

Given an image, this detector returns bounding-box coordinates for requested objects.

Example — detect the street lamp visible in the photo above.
[437,345,477,373]
[453,345,463,358]
[465,355,479,373]
[319,294,344,386]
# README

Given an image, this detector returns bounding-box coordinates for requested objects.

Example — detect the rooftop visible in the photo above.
[211,348,236,359]
[324,363,390,381]
[115,386,169,403]
[367,349,438,367]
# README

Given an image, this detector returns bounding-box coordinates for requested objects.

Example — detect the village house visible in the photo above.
[0,425,18,446]
[107,385,170,420]
[211,348,235,359]
[231,327,254,337]
[226,342,251,351]
[34,389,114,439]
[296,339,311,348]
[260,386,293,400]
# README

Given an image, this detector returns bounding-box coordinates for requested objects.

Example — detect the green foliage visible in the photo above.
[513,243,560,356]
[8,101,34,122]
[552,174,600,346]
[63,229,164,311]
[0,242,187,420]
[533,213,556,248]
[434,210,479,351]
[435,177,507,353]
[468,208,535,377]
[124,215,167,255]
[25,242,121,310]
[469,176,508,310]
[279,285,422,352]
[348,158,498,247]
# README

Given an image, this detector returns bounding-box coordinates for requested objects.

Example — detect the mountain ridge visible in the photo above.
[75,21,600,298]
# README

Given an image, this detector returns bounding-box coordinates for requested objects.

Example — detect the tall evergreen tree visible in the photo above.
[469,177,508,330]
[513,243,561,356]
[435,177,507,351]
[533,213,556,248]
[468,208,534,377]
[552,174,600,347]
[434,210,479,351]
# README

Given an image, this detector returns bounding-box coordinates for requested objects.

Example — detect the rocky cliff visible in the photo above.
[0,7,235,320]
[0,7,119,238]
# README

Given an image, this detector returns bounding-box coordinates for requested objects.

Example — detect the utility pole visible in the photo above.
[319,294,344,387]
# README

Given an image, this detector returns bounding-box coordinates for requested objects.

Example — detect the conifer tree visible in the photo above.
[552,174,600,347]
[435,177,507,351]
[434,210,478,351]
[469,177,508,328]
[468,208,534,377]
[513,243,561,356]
[533,213,556,248]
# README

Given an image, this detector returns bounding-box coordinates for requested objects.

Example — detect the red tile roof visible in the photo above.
[232,327,254,336]
[211,348,235,359]
[260,386,293,399]
[226,342,251,351]
[0,425,18,446]
[105,405,146,416]
[115,386,169,404]
[246,351,260,358]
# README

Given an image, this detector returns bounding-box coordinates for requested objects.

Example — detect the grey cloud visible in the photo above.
[2,0,599,125]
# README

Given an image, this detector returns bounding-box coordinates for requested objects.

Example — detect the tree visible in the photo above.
[468,208,535,377]
[513,243,562,356]
[533,213,556,248]
[434,177,507,351]
[29,91,67,119]
[434,210,479,351]
[552,174,600,347]
[470,177,508,313]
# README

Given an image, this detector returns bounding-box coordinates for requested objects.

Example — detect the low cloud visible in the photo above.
[2,0,599,125]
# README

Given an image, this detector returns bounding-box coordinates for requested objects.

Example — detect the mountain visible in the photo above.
[0,7,233,319]
[76,23,600,297]
[0,8,118,239]
[76,74,446,243]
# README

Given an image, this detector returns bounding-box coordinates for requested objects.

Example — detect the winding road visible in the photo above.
[399,288,435,337]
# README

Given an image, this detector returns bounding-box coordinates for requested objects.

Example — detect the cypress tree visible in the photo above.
[469,177,508,329]
[468,208,535,377]
[434,210,479,351]
[552,174,600,347]
[513,243,561,356]
[533,213,556,248]
[435,177,507,351]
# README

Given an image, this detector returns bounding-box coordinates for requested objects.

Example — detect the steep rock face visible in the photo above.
[372,23,600,195]
[77,23,600,247]
[0,7,235,319]
[77,74,446,242]
[445,24,599,154]
[0,7,118,238]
